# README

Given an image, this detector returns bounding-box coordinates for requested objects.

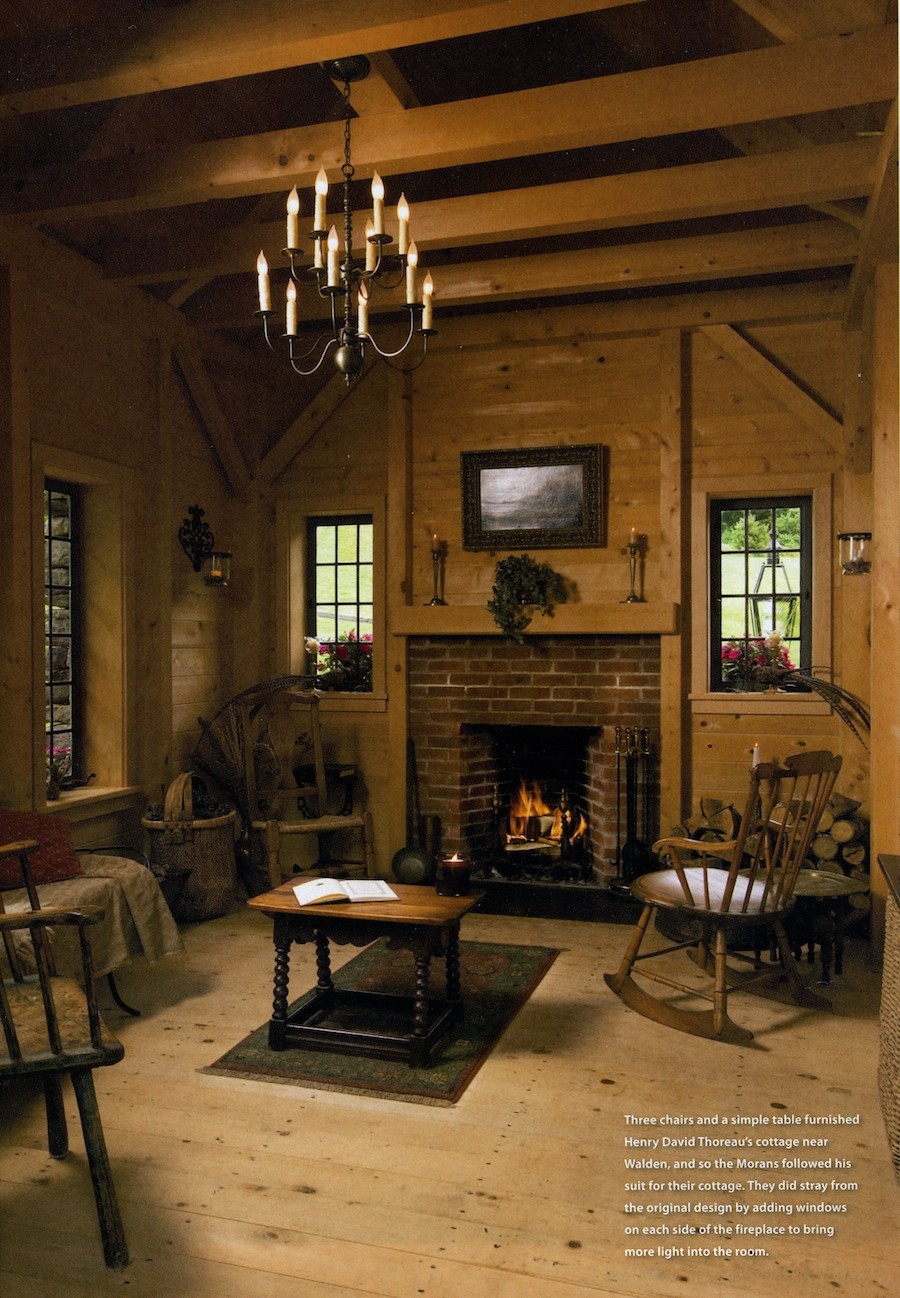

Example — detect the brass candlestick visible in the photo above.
[427,538,446,605]
[623,534,646,603]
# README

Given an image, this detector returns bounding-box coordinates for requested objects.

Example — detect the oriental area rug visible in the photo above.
[201,939,558,1105]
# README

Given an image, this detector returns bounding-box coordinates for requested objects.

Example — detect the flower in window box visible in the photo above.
[315,631,373,692]
[721,636,795,688]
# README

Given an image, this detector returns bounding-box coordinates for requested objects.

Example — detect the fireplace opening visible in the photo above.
[462,724,603,885]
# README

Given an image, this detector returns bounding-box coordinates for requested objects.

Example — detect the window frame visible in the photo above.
[278,496,386,711]
[708,494,812,692]
[689,474,833,714]
[32,444,132,802]
[44,478,84,784]
[306,513,374,690]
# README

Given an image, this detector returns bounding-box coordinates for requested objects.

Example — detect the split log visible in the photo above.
[828,791,862,819]
[841,842,867,868]
[811,833,839,861]
[814,806,835,834]
[831,816,864,844]
[686,799,740,841]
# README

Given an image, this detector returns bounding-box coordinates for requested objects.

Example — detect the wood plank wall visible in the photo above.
[270,295,862,873]
[0,220,885,895]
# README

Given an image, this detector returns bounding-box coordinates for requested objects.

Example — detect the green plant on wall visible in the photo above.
[487,554,567,643]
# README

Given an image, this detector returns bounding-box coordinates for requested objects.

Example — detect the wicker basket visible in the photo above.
[142,772,237,922]
[879,898,900,1180]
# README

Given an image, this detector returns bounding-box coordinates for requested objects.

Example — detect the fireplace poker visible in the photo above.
[641,728,651,846]
[612,725,623,877]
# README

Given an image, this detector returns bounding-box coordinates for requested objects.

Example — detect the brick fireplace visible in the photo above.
[407,634,661,904]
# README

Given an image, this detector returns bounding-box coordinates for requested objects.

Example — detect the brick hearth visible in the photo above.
[407,634,661,877]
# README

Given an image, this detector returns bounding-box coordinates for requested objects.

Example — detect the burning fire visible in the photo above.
[506,777,587,845]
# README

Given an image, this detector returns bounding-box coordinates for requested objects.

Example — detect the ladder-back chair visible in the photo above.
[0,839,128,1268]
[237,685,375,888]
[604,750,842,1044]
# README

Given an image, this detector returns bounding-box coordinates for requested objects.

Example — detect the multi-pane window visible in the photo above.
[307,515,373,691]
[44,480,81,780]
[710,496,811,691]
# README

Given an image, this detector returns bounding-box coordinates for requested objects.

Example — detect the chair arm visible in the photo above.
[652,836,738,861]
[0,838,40,860]
[0,905,105,932]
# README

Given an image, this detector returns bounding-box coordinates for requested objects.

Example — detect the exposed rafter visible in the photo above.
[0,0,631,113]
[0,29,894,225]
[0,4,893,388]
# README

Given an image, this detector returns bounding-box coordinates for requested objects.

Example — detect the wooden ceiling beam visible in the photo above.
[700,324,843,450]
[102,138,879,285]
[401,222,859,307]
[0,0,632,115]
[259,364,379,486]
[423,280,849,347]
[845,99,899,327]
[0,28,894,223]
[729,0,888,42]
[184,221,858,330]
[172,340,251,495]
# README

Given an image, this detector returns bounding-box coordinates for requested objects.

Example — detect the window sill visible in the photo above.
[317,693,387,715]
[690,693,832,716]
[43,786,144,819]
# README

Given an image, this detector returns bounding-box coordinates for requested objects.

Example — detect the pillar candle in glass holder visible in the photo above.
[436,853,470,897]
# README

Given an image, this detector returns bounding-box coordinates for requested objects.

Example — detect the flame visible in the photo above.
[506,777,588,845]
[507,778,551,839]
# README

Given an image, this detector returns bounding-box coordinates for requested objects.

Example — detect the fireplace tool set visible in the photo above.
[610,726,655,892]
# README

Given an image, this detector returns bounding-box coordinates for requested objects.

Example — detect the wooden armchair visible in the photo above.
[604,750,842,1044]
[0,839,128,1269]
[236,685,375,888]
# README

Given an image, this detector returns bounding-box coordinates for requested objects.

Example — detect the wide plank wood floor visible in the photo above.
[1,905,897,1296]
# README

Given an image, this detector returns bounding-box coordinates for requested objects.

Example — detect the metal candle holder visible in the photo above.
[623,535,646,603]
[427,538,446,605]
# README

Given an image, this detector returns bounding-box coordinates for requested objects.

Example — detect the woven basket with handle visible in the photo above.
[142,772,237,922]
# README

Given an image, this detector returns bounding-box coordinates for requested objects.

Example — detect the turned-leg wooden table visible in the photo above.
[247,882,483,1067]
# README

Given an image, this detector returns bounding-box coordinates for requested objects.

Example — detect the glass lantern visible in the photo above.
[837,532,871,576]
[203,551,232,586]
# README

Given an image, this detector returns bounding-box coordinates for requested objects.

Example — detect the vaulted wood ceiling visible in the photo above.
[1,1,896,366]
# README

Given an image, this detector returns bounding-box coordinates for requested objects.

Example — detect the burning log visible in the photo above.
[499,777,587,864]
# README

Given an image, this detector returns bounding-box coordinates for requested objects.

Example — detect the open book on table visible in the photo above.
[292,877,399,906]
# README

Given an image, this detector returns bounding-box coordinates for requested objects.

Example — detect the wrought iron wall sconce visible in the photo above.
[178,506,231,585]
[837,531,871,576]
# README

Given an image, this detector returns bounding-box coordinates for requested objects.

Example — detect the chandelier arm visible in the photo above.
[365,263,404,292]
[289,330,339,365]
[362,310,421,360]
[260,313,278,353]
[380,335,430,374]
[289,336,338,377]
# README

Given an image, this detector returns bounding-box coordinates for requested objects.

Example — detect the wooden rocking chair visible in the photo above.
[0,839,128,1268]
[604,750,842,1044]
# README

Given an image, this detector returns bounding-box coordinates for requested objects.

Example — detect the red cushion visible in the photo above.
[0,810,84,890]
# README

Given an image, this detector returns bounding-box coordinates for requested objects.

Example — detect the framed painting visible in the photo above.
[461,444,605,550]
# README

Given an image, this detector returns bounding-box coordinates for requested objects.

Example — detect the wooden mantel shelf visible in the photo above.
[390,602,679,637]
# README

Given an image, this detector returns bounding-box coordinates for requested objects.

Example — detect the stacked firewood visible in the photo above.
[671,792,870,919]
[807,791,869,876]
[671,797,740,844]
